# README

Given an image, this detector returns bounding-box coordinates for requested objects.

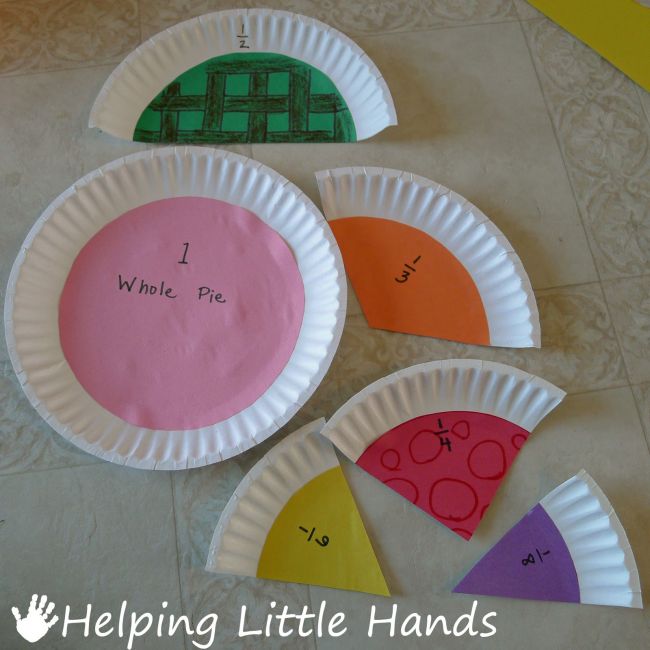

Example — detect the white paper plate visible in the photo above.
[206,418,336,576]
[322,359,565,463]
[540,470,642,608]
[316,167,540,348]
[89,9,397,143]
[4,147,346,470]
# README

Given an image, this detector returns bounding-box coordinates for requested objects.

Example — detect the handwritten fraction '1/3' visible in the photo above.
[395,255,422,283]
[116,242,227,304]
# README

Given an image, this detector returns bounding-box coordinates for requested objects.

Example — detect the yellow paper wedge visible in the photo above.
[258,466,389,596]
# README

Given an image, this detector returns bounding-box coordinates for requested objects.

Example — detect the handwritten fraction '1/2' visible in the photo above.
[237,22,250,49]
[116,242,226,304]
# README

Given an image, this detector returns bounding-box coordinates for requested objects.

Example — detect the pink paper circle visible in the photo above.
[59,197,305,430]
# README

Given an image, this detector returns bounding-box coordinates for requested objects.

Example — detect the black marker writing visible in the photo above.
[395,255,422,283]
[178,242,189,264]
[299,526,330,547]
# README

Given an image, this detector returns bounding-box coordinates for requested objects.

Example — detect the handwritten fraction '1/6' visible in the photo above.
[116,242,226,304]
[298,525,330,547]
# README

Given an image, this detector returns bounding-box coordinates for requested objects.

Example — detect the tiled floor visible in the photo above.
[1,1,649,649]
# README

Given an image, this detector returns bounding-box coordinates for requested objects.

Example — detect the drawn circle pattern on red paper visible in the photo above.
[451,420,470,439]
[467,440,506,480]
[384,478,419,504]
[381,449,400,470]
[511,433,527,450]
[409,429,443,464]
[429,478,478,522]
[356,411,531,539]
[453,528,472,540]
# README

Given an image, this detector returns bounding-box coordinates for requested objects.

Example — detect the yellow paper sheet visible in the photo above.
[257,466,389,596]
[527,0,650,91]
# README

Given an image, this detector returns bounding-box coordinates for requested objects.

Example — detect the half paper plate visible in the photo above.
[90,9,397,144]
[455,470,642,608]
[316,167,540,347]
[206,419,389,595]
[4,147,346,469]
[322,360,565,540]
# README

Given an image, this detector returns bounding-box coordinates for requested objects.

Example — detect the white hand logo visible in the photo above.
[12,594,59,643]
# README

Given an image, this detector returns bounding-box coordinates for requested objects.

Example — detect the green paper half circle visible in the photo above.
[134,52,357,143]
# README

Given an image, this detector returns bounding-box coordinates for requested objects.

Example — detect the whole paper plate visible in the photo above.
[89,9,397,144]
[4,147,346,469]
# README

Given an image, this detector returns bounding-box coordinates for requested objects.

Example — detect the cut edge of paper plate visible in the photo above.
[315,167,540,348]
[321,359,565,463]
[540,470,643,609]
[4,147,346,470]
[205,418,336,576]
[89,9,397,142]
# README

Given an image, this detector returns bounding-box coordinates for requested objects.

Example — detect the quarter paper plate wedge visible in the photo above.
[321,360,565,540]
[90,9,397,144]
[206,419,389,596]
[4,147,346,469]
[316,167,540,347]
[454,470,642,608]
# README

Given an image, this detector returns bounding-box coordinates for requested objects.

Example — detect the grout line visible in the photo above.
[536,273,650,293]
[136,0,144,47]
[0,458,100,479]
[0,60,116,81]
[357,16,521,40]
[516,19,636,385]
[169,473,192,650]
[630,385,650,454]
[634,85,650,127]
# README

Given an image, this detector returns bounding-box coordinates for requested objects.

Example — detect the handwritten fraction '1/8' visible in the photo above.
[116,243,226,304]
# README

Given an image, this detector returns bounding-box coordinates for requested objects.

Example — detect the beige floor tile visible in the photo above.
[0,0,140,76]
[251,22,598,290]
[512,0,544,19]
[0,464,184,649]
[603,276,650,384]
[171,431,317,649]
[522,18,650,280]
[310,387,650,649]
[0,361,99,475]
[139,0,518,40]
[318,282,625,413]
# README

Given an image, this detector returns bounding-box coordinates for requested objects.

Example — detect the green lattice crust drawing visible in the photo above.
[134,52,357,143]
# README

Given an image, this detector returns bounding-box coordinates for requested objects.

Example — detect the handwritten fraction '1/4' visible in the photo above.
[116,242,226,304]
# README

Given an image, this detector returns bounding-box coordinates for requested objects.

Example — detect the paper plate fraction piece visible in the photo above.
[316,167,540,347]
[5,147,346,469]
[90,10,396,143]
[454,470,642,608]
[322,360,565,539]
[206,419,389,595]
